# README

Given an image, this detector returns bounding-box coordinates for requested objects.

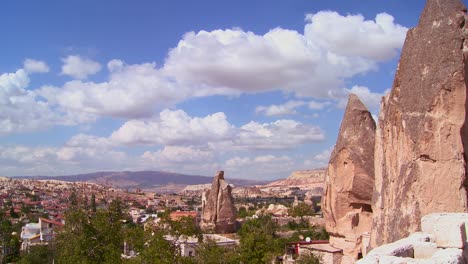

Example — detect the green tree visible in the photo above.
[18,245,54,264]
[195,239,240,264]
[290,203,315,218]
[90,193,97,213]
[138,232,177,264]
[9,207,19,218]
[295,252,322,264]
[68,190,78,207]
[238,214,282,264]
[0,216,22,263]
[55,200,125,264]
[21,203,31,214]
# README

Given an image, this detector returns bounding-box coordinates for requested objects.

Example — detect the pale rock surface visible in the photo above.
[413,242,438,259]
[431,248,464,264]
[267,169,325,192]
[371,0,468,247]
[359,214,468,264]
[256,204,289,217]
[201,171,237,233]
[422,213,468,249]
[323,94,376,261]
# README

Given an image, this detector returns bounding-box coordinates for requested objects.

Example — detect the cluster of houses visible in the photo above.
[0,177,238,259]
[20,217,63,251]
[0,177,331,262]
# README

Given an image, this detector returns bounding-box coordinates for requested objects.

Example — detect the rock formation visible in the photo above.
[256,204,289,217]
[371,0,468,247]
[323,94,376,262]
[358,213,468,264]
[267,169,326,188]
[201,171,237,233]
[267,169,326,196]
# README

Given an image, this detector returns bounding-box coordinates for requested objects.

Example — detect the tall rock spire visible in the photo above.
[323,94,376,262]
[371,0,468,247]
[201,171,237,233]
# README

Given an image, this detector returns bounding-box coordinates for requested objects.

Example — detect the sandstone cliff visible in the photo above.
[323,94,376,262]
[267,169,325,194]
[201,171,237,233]
[371,0,468,247]
[267,169,325,188]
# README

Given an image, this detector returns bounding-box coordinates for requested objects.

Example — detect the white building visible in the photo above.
[165,234,238,257]
[20,218,63,251]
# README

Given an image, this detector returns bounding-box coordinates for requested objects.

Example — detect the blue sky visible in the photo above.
[0,1,447,179]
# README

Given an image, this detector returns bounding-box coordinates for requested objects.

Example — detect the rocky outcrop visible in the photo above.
[201,171,237,233]
[267,169,326,188]
[256,204,289,217]
[358,213,468,264]
[323,94,376,262]
[371,0,468,247]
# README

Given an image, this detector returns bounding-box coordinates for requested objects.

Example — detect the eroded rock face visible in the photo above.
[201,171,237,233]
[323,94,376,261]
[371,0,468,247]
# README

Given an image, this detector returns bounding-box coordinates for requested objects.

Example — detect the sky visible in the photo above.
[0,1,450,180]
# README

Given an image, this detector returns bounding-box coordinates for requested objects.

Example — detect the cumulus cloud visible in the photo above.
[140,146,219,175]
[226,155,292,167]
[225,155,295,179]
[111,109,234,145]
[255,100,305,116]
[304,147,333,168]
[236,120,324,150]
[38,12,406,119]
[337,85,388,113]
[0,67,101,136]
[23,59,49,73]
[255,99,332,116]
[65,133,115,149]
[0,69,62,135]
[61,55,102,79]
[308,100,331,110]
[0,143,129,176]
[41,61,186,118]
[163,12,407,99]
[305,12,408,61]
[110,109,324,150]
[142,146,214,164]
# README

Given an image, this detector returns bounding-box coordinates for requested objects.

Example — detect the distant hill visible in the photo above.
[16,171,267,193]
[266,168,325,188]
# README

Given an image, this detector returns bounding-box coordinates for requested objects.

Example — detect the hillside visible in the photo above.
[266,169,325,188]
[17,171,266,193]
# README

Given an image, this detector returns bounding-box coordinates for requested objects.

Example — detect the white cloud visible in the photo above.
[0,144,129,176]
[344,85,387,113]
[107,59,124,72]
[305,12,408,61]
[111,109,324,150]
[304,147,332,168]
[255,99,332,117]
[225,154,295,179]
[61,55,102,79]
[111,109,234,145]
[163,12,406,99]
[142,146,214,164]
[0,69,62,135]
[23,59,49,73]
[226,155,292,168]
[36,12,406,120]
[42,62,187,118]
[308,100,331,110]
[236,120,324,150]
[255,100,305,116]
[65,133,115,149]
[140,146,219,175]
